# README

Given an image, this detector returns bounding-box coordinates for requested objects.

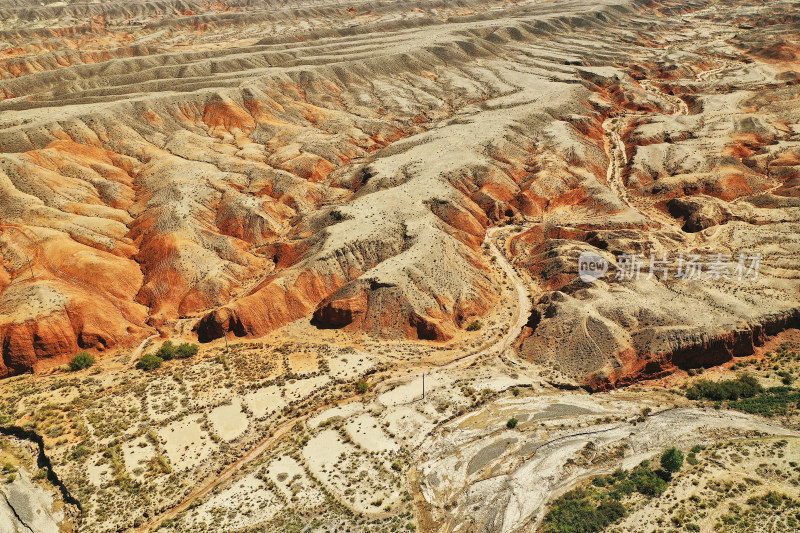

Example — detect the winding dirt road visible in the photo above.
[433,226,532,371]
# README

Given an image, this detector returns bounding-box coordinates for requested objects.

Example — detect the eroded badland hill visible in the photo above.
[1,0,800,532]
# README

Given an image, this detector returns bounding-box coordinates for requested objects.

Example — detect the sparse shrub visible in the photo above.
[354,379,370,394]
[69,443,91,460]
[512,388,520,397]
[46,425,64,438]
[685,374,763,401]
[69,351,95,371]
[137,353,163,371]
[630,464,668,496]
[506,418,518,429]
[156,341,176,361]
[661,447,684,475]
[466,321,483,332]
[149,454,171,474]
[175,342,199,359]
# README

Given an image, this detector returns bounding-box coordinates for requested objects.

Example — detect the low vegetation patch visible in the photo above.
[136,353,163,371]
[660,447,684,476]
[542,451,683,533]
[156,341,176,360]
[685,374,762,401]
[69,351,95,371]
[466,321,482,331]
[685,372,800,417]
[155,340,199,360]
[175,342,199,359]
[354,379,370,394]
[138,341,198,371]
[728,387,800,417]
[542,488,625,533]
[715,491,800,532]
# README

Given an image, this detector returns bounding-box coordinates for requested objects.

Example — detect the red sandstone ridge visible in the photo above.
[0,224,151,377]
[312,276,492,342]
[583,310,800,391]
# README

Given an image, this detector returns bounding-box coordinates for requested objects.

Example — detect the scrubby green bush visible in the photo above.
[69,351,95,371]
[175,342,199,359]
[69,443,91,460]
[629,464,668,496]
[137,353,163,371]
[542,488,626,533]
[506,418,518,429]
[156,341,176,361]
[354,379,370,394]
[542,456,688,532]
[685,374,763,401]
[609,478,635,500]
[661,447,684,475]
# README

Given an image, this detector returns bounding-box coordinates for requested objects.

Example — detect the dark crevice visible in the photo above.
[0,426,82,512]
[0,491,35,533]
[526,308,542,334]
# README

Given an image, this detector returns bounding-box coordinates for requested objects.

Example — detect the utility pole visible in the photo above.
[422,373,425,401]
[224,333,229,352]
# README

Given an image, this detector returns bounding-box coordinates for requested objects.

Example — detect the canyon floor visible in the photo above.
[1,0,800,531]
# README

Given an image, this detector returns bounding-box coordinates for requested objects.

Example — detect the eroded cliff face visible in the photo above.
[1,0,799,383]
